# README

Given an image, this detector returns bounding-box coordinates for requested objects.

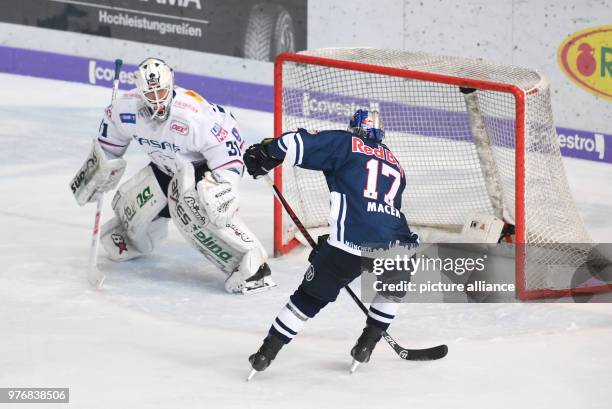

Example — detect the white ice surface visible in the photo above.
[1,73,612,409]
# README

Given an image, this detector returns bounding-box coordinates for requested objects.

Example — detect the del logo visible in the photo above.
[170,120,189,135]
[558,25,612,100]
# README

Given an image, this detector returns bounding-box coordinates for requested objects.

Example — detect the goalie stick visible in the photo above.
[87,58,123,288]
[263,174,448,361]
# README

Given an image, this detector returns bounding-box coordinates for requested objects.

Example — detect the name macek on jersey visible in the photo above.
[367,201,401,218]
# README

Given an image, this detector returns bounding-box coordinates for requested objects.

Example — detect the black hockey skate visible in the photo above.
[247,334,285,381]
[349,324,383,373]
[237,263,276,295]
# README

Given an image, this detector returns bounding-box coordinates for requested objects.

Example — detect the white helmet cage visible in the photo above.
[135,58,174,121]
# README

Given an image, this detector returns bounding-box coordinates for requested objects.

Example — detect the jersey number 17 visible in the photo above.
[363,158,401,207]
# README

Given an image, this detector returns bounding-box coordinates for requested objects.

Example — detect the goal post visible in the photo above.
[273,48,608,300]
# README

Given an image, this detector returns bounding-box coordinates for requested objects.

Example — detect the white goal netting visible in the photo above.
[276,48,598,298]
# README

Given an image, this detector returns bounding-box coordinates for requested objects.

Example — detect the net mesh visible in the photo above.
[277,48,594,296]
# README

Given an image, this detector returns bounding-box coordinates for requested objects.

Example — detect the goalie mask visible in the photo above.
[349,109,385,142]
[135,58,174,121]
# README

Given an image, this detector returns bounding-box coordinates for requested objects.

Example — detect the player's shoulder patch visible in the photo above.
[113,90,140,121]
[210,122,230,143]
[173,88,206,114]
[119,113,137,124]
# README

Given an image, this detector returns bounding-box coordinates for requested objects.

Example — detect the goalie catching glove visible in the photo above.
[70,139,126,206]
[243,138,284,178]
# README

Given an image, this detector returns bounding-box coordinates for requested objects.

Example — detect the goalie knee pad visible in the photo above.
[110,165,167,235]
[101,216,169,261]
[133,217,169,254]
[100,217,142,261]
[101,165,169,261]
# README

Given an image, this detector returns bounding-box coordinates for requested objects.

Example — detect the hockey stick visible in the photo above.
[263,174,448,361]
[87,59,123,289]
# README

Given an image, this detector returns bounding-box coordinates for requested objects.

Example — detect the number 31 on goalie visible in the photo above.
[363,158,402,207]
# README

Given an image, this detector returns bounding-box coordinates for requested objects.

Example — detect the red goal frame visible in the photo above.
[272,52,610,300]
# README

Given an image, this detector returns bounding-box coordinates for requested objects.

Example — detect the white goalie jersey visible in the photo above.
[98,86,245,175]
[70,57,273,295]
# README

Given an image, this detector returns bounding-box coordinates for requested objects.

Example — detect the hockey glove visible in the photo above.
[243,139,284,178]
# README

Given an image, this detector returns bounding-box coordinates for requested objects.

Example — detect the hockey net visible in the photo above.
[274,48,608,300]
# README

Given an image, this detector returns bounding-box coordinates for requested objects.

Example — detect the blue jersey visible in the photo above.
[269,128,417,255]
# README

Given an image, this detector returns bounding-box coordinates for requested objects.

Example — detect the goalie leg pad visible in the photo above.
[220,216,274,294]
[168,163,245,275]
[100,217,143,261]
[168,164,274,293]
[101,216,169,261]
[111,165,168,240]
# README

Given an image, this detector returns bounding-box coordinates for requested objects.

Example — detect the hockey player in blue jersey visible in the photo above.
[243,110,419,377]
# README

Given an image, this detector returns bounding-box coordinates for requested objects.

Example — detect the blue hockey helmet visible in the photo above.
[349,109,385,142]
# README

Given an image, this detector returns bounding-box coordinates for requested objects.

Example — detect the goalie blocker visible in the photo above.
[69,138,126,206]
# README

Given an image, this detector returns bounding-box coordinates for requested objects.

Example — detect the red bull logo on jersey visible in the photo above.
[351,137,400,168]
[558,26,612,100]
